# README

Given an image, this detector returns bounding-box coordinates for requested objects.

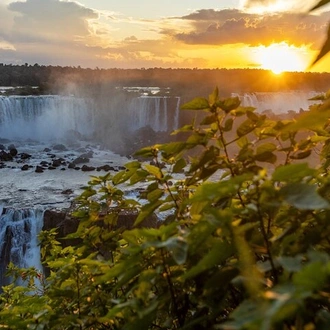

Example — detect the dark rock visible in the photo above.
[72,157,89,165]
[0,151,13,161]
[9,148,18,157]
[7,144,16,151]
[0,144,5,150]
[97,164,114,171]
[80,150,93,159]
[48,166,56,170]
[52,159,62,167]
[60,168,66,171]
[43,148,51,152]
[61,189,73,195]
[53,144,67,151]
[81,165,95,172]
[35,166,44,173]
[20,153,31,160]
[40,161,49,166]
[21,164,29,171]
[68,162,76,169]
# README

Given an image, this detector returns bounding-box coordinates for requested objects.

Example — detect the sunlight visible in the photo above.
[254,43,308,74]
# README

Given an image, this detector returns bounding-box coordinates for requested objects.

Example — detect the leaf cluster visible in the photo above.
[2,87,330,329]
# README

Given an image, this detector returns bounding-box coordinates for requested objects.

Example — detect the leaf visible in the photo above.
[217,96,241,113]
[144,164,163,179]
[255,151,277,164]
[182,240,234,279]
[164,236,188,265]
[256,143,277,155]
[223,118,234,132]
[181,97,210,110]
[209,87,219,104]
[172,158,186,173]
[272,163,316,182]
[200,114,217,125]
[309,0,330,12]
[237,119,255,137]
[280,183,330,210]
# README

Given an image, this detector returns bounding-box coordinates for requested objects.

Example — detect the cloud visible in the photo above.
[173,9,330,49]
[8,0,98,43]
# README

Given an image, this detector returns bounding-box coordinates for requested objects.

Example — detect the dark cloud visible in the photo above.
[173,9,330,49]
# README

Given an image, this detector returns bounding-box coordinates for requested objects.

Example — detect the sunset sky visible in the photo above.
[0,0,330,72]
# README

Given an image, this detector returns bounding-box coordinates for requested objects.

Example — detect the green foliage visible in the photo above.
[2,86,330,330]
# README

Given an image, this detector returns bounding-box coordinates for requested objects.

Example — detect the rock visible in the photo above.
[72,156,89,165]
[21,164,29,171]
[7,144,16,151]
[48,166,56,170]
[43,147,51,152]
[80,150,93,159]
[53,144,68,151]
[68,162,76,169]
[97,164,114,171]
[0,144,5,150]
[35,166,44,173]
[61,189,73,195]
[9,148,18,157]
[52,159,62,167]
[20,153,31,160]
[0,151,12,161]
[81,165,95,171]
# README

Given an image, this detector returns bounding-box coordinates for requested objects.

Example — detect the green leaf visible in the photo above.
[164,236,188,265]
[173,158,186,173]
[256,143,277,155]
[223,118,234,132]
[182,240,234,279]
[181,97,210,110]
[272,163,316,182]
[200,114,218,125]
[280,183,330,210]
[217,96,241,113]
[144,164,163,179]
[255,151,277,164]
[237,119,255,137]
[209,87,219,104]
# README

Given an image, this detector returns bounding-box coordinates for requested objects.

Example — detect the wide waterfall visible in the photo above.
[0,207,44,287]
[0,94,181,143]
[234,91,322,114]
[0,96,95,142]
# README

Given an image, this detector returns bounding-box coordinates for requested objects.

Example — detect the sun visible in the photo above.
[255,42,308,74]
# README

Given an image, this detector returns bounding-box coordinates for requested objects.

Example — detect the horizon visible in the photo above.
[0,0,330,73]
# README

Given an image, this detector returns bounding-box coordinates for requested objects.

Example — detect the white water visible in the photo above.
[0,94,181,143]
[0,208,44,286]
[233,91,322,114]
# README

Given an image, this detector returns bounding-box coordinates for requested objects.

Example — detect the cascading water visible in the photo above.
[0,207,44,287]
[126,96,181,132]
[233,91,322,114]
[0,95,95,142]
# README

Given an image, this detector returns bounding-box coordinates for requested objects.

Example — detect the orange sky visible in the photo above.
[0,0,329,72]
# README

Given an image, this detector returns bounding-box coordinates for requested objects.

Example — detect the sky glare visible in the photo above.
[0,0,329,72]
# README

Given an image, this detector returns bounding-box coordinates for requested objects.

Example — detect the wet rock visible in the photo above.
[48,166,56,170]
[52,159,62,167]
[81,165,95,171]
[7,144,16,151]
[20,153,31,160]
[53,144,68,151]
[43,147,51,152]
[35,166,44,173]
[61,189,73,195]
[0,151,13,161]
[72,157,89,165]
[97,164,114,171]
[0,144,5,150]
[9,148,18,157]
[21,164,29,171]
[68,162,76,169]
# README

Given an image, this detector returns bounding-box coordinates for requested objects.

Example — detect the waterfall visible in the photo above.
[0,208,44,287]
[233,91,322,114]
[126,96,180,132]
[0,95,95,142]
